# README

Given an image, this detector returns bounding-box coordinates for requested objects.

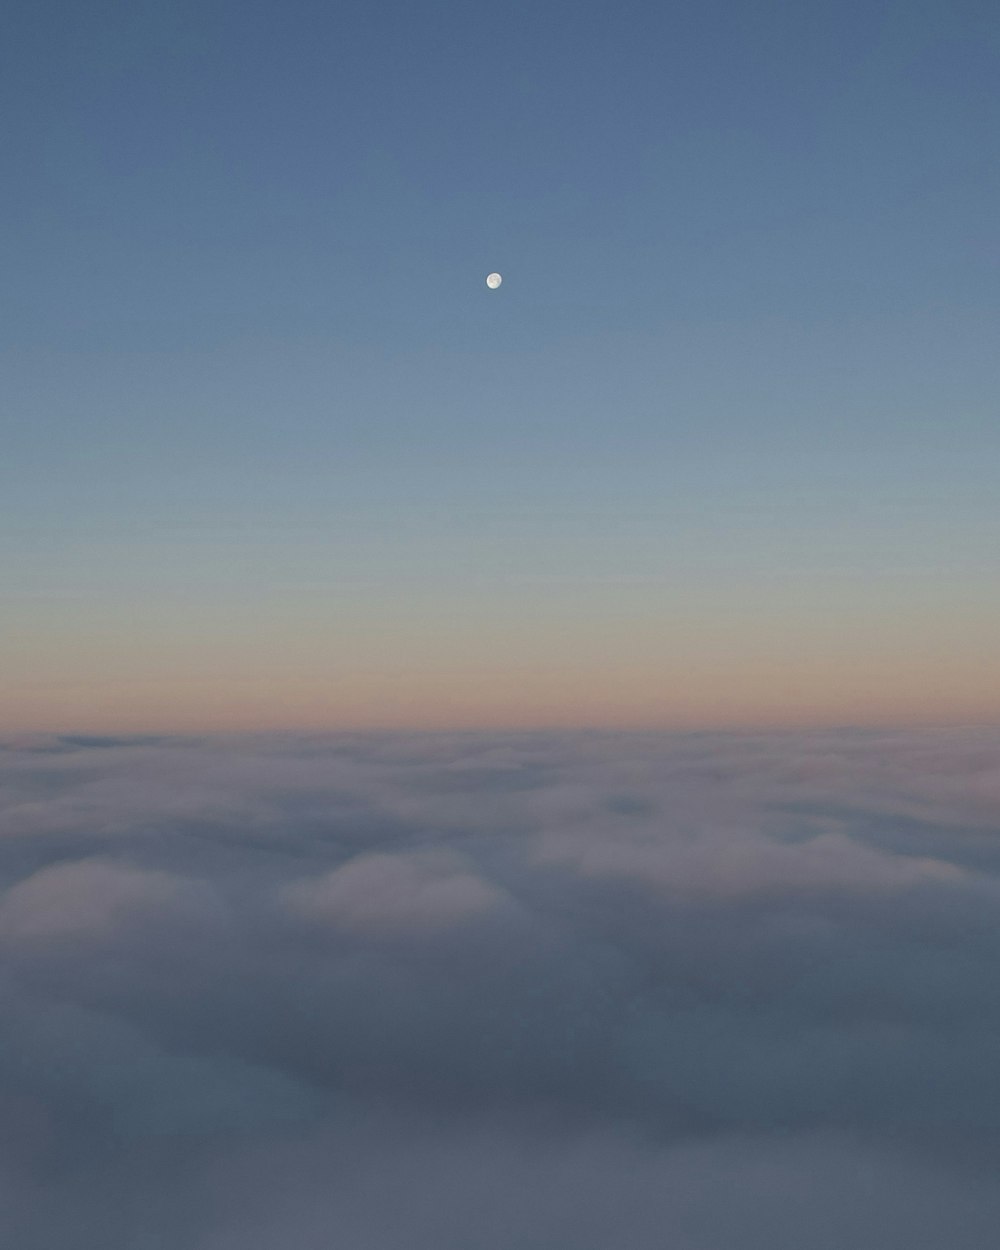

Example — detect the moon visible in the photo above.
[485,272,502,289]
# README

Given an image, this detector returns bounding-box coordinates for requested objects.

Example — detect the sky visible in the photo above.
[3,0,999,731]
[4,724,1000,1248]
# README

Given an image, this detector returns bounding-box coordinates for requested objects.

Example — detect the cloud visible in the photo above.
[0,725,999,1247]
[534,819,965,899]
[0,858,211,943]
[282,849,506,935]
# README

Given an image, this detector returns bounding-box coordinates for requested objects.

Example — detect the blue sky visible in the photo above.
[2,0,998,730]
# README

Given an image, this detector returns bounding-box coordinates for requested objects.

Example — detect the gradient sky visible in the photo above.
[3,0,998,732]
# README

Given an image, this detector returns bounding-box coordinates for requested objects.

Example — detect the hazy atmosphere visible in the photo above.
[3,0,999,1245]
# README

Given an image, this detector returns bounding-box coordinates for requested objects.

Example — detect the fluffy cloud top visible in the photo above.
[0,859,208,942]
[1,725,999,1248]
[282,849,506,935]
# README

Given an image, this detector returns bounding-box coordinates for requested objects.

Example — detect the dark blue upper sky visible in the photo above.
[5,0,997,465]
[5,0,997,354]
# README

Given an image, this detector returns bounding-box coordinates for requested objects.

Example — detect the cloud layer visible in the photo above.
[2,725,1000,1247]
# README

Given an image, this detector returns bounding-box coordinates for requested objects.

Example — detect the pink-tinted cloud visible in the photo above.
[0,858,211,943]
[282,850,506,935]
[1,725,999,1248]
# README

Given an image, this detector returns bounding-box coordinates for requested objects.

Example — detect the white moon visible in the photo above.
[485,272,502,289]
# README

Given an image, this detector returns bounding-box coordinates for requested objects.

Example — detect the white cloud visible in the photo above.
[534,822,965,900]
[0,858,211,942]
[2,725,1000,1248]
[282,850,506,935]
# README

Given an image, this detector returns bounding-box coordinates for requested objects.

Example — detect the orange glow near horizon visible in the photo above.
[6,570,997,736]
[4,648,998,737]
